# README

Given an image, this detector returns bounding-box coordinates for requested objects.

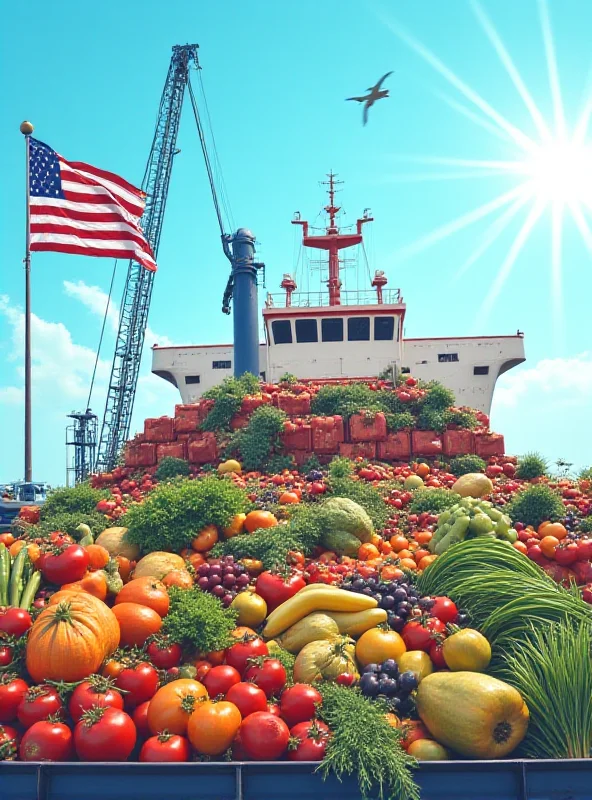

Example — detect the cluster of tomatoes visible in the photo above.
[90,467,155,520]
[514,521,592,587]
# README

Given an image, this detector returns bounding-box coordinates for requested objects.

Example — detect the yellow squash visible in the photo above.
[324,608,388,637]
[442,629,491,672]
[277,613,340,654]
[293,636,359,683]
[416,671,529,759]
[262,586,377,639]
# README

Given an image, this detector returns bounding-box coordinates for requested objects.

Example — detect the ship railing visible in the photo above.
[264,289,402,308]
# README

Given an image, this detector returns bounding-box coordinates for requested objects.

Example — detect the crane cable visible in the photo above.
[86,258,118,410]
[187,73,227,238]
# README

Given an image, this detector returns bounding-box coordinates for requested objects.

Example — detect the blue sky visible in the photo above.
[1,0,591,486]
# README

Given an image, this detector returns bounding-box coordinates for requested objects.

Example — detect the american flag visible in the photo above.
[28,137,157,272]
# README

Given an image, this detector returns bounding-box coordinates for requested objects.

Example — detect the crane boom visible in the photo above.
[95,44,199,472]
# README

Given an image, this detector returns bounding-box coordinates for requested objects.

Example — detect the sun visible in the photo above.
[381,0,592,344]
[524,140,592,206]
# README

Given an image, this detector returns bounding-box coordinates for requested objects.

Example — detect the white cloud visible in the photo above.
[0,386,24,405]
[495,352,592,408]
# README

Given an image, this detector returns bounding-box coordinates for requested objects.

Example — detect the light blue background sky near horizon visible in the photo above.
[1,0,591,486]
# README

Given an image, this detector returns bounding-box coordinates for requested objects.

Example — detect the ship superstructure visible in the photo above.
[152,174,525,414]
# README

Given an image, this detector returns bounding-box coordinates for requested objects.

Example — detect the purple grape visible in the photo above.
[208,575,222,588]
[197,564,211,578]
[236,574,250,588]
[209,565,222,576]
[359,673,380,697]
[222,594,233,607]
[212,584,226,598]
[223,565,236,575]
[394,587,408,602]
[380,596,395,610]
[353,579,365,591]
[208,559,222,568]
[390,615,405,632]
[223,574,237,588]
[197,576,210,591]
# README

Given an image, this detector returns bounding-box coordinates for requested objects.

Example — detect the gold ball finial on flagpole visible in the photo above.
[20,121,34,135]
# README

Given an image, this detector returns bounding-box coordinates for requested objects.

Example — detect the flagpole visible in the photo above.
[21,120,34,483]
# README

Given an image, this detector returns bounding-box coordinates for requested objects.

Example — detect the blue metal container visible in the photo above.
[1,759,591,800]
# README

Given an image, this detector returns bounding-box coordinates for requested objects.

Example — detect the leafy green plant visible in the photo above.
[162,586,238,653]
[155,457,190,481]
[123,476,249,554]
[385,412,415,432]
[265,454,295,474]
[516,452,549,480]
[505,484,564,529]
[318,683,419,800]
[578,517,592,534]
[328,476,390,529]
[449,454,487,477]
[226,406,287,471]
[416,408,446,433]
[201,373,260,432]
[443,409,478,429]
[328,456,354,480]
[40,484,109,519]
[311,383,383,420]
[409,488,460,515]
[579,466,592,481]
[421,382,456,411]
[278,372,298,385]
[35,511,110,539]
[301,454,322,474]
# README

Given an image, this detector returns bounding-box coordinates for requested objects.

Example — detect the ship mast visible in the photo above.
[292,172,373,305]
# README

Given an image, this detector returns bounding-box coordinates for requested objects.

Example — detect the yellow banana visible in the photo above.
[324,608,388,637]
[262,586,377,639]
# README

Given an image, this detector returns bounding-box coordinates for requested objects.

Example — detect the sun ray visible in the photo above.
[455,189,534,280]
[550,201,565,355]
[568,201,592,256]
[393,184,527,264]
[471,0,552,142]
[573,64,592,145]
[539,0,567,139]
[434,90,517,146]
[386,154,526,173]
[376,170,513,185]
[479,198,546,324]
[381,16,538,152]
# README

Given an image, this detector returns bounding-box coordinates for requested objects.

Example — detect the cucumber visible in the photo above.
[0,544,10,606]
[19,571,41,610]
[9,548,28,607]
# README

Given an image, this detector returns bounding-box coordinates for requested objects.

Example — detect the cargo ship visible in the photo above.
[152,174,525,415]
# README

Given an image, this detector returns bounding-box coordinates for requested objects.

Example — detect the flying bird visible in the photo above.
[346,71,393,126]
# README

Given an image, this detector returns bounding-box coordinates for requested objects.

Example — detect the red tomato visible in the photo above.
[146,640,183,670]
[115,662,159,710]
[225,682,268,718]
[279,684,322,728]
[139,732,191,762]
[194,660,212,682]
[429,597,458,625]
[239,712,290,760]
[0,608,32,637]
[203,665,241,698]
[255,570,306,613]
[243,658,287,698]
[578,539,592,561]
[132,701,152,739]
[225,636,268,676]
[428,640,447,669]
[74,707,136,761]
[402,618,446,652]
[0,724,20,759]
[555,542,579,567]
[335,672,356,687]
[266,703,281,717]
[41,544,90,585]
[17,685,63,729]
[287,720,330,761]
[19,720,73,761]
[69,677,125,723]
[0,646,13,668]
[0,676,29,723]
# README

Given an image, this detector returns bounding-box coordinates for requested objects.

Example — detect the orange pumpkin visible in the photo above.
[191,525,219,552]
[114,577,170,617]
[147,679,208,735]
[162,570,194,589]
[27,593,119,682]
[112,602,162,647]
[187,700,242,755]
[279,492,300,505]
[84,544,110,570]
[244,510,278,534]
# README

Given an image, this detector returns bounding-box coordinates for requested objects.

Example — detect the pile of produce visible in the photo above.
[1,375,591,800]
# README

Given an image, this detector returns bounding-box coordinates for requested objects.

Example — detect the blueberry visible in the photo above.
[360,673,380,697]
[398,670,419,693]
[380,595,395,610]
[353,579,365,591]
[378,677,398,697]
[363,663,381,674]
[393,587,408,602]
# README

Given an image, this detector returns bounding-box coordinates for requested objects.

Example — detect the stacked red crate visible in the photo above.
[156,442,187,461]
[474,432,505,458]
[281,424,312,452]
[277,392,311,416]
[188,432,218,464]
[377,431,412,461]
[144,417,175,442]
[124,442,157,467]
[241,394,273,415]
[412,430,443,457]
[442,429,475,457]
[349,412,388,443]
[311,416,345,454]
[339,442,377,460]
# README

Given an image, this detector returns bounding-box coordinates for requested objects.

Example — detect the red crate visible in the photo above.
[124,442,157,467]
[293,450,314,467]
[349,412,388,443]
[144,416,174,443]
[475,432,505,458]
[281,424,312,452]
[241,394,273,415]
[377,431,411,461]
[442,429,475,457]
[277,392,311,416]
[174,405,202,434]
[156,442,187,462]
[188,432,218,464]
[412,430,443,457]
[230,414,250,430]
[339,441,377,460]
[311,416,345,454]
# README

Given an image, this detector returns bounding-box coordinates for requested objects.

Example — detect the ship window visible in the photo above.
[212,360,231,369]
[321,318,343,342]
[296,318,318,343]
[438,353,459,362]
[375,316,395,341]
[474,365,489,375]
[348,316,370,341]
[272,320,292,344]
[185,375,201,384]
[260,371,266,381]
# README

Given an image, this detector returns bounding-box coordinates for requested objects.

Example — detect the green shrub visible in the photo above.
[577,517,592,534]
[506,485,565,529]
[516,452,549,480]
[328,457,354,480]
[579,466,592,481]
[162,587,238,653]
[36,511,110,539]
[311,384,383,419]
[226,406,287,471]
[124,475,249,554]
[416,408,447,433]
[40,484,109,519]
[201,373,260,432]
[422,382,456,411]
[443,409,478,429]
[265,454,295,474]
[409,488,460,515]
[449,455,487,477]
[385,412,415,432]
[301,454,322,474]
[155,457,190,481]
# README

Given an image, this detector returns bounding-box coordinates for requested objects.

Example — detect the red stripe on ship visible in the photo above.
[30,242,157,272]
[30,223,153,253]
